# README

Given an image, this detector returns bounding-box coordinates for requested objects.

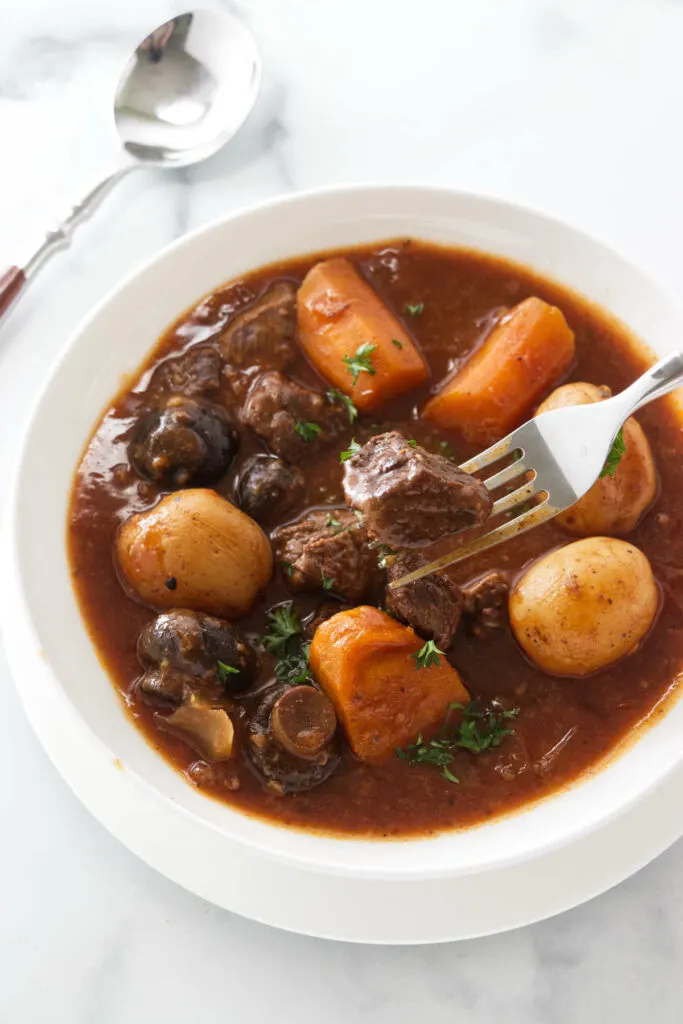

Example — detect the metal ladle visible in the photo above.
[0,10,261,320]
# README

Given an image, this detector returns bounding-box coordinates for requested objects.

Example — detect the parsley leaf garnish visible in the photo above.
[340,438,362,462]
[325,512,342,529]
[326,388,358,424]
[405,302,424,317]
[262,602,302,658]
[353,509,364,524]
[391,338,404,349]
[396,701,520,781]
[412,639,444,670]
[295,420,322,443]
[217,660,239,682]
[373,543,397,569]
[282,560,294,578]
[406,439,417,448]
[600,428,626,478]
[275,646,312,685]
[321,573,335,591]
[342,342,377,385]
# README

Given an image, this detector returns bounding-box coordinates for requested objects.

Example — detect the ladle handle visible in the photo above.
[0,167,131,325]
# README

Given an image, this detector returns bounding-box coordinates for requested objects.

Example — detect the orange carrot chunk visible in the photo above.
[423,297,575,447]
[309,606,470,763]
[297,258,428,412]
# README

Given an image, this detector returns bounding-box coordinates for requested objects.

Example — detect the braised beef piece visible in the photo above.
[272,509,381,603]
[385,551,463,649]
[241,371,347,463]
[147,346,222,400]
[246,682,340,794]
[462,571,510,638]
[137,609,258,703]
[236,454,305,524]
[219,281,298,371]
[303,600,350,640]
[342,431,492,548]
[129,396,239,488]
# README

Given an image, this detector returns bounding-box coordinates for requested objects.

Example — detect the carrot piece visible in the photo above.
[297,258,428,412]
[423,297,576,446]
[309,606,470,763]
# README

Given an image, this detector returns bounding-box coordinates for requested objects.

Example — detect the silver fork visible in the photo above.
[388,351,683,590]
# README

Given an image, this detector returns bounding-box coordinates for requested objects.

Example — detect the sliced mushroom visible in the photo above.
[271,685,337,759]
[246,683,340,793]
[155,695,235,761]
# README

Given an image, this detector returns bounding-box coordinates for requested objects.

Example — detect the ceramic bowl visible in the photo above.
[8,185,683,880]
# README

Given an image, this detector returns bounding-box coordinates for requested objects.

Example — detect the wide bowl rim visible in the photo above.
[7,181,683,881]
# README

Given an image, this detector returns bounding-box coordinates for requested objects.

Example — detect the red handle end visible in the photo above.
[0,266,26,318]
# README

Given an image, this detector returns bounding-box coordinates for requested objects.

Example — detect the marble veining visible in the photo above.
[1,0,683,1021]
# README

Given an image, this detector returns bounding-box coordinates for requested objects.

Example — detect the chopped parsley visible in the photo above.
[275,645,312,685]
[217,660,239,682]
[450,702,520,753]
[391,338,404,349]
[342,342,377,385]
[600,428,626,478]
[327,388,358,424]
[340,438,362,462]
[262,602,302,658]
[405,301,424,317]
[412,639,444,670]
[374,543,398,569]
[325,512,342,529]
[406,439,418,448]
[353,509,364,524]
[263,603,314,685]
[295,420,322,443]
[282,560,294,578]
[321,573,335,591]
[397,701,520,781]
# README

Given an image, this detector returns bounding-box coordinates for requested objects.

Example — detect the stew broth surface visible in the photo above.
[68,240,683,837]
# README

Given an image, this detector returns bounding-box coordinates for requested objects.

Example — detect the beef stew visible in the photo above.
[68,239,683,838]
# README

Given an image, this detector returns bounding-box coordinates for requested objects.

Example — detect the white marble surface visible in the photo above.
[2,0,683,1019]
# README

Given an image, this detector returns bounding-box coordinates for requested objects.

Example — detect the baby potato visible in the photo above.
[116,488,272,617]
[536,382,656,535]
[509,537,658,677]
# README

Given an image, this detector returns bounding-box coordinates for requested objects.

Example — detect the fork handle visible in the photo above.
[614,351,683,418]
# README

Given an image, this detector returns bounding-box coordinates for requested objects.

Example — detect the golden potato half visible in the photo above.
[536,381,656,535]
[510,537,659,677]
[116,488,272,618]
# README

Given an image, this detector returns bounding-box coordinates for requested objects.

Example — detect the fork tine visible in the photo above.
[490,477,538,517]
[482,457,529,493]
[458,434,518,475]
[387,500,558,590]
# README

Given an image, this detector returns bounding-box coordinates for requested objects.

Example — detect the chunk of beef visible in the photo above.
[129,396,239,488]
[343,431,492,548]
[236,455,305,524]
[303,600,350,640]
[272,509,381,602]
[219,281,298,371]
[242,371,347,463]
[147,346,222,400]
[385,551,463,649]
[246,682,340,794]
[462,571,510,638]
[138,609,258,701]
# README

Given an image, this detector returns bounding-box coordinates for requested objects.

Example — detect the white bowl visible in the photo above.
[8,185,683,881]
